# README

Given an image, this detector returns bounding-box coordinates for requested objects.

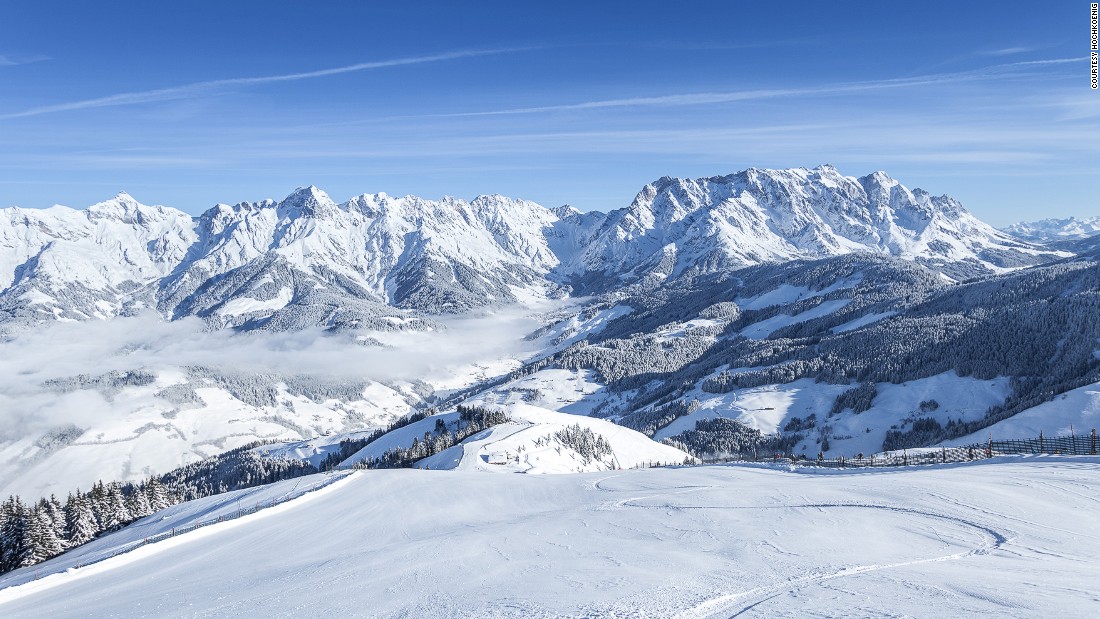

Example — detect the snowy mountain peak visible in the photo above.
[342,193,389,218]
[277,185,338,218]
[563,165,1063,288]
[859,170,896,186]
[84,192,181,224]
[551,204,582,219]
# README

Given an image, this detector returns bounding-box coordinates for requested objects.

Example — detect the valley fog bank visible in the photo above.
[0,306,547,442]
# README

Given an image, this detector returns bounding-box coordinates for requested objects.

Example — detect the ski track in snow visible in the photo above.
[591,472,1013,619]
[667,504,1007,619]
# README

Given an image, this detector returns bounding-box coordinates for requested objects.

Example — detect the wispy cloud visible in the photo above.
[0,48,518,120]
[979,46,1035,56]
[639,38,816,51]
[420,57,1086,118]
[0,53,50,67]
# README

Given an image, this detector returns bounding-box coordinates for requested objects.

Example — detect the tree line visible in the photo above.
[1,478,171,573]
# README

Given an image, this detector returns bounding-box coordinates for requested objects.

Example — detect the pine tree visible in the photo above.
[25,506,64,565]
[145,477,170,513]
[65,493,99,546]
[125,486,152,520]
[102,484,132,531]
[43,495,69,551]
[89,481,108,530]
[0,497,30,571]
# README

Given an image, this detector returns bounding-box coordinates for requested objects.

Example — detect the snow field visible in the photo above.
[0,459,1097,617]
[461,368,607,415]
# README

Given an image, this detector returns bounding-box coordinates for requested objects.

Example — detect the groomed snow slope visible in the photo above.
[1,459,1097,617]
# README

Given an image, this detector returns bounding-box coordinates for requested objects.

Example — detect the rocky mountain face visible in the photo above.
[0,166,1070,333]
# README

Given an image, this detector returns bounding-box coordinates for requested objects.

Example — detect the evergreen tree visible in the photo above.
[102,483,131,531]
[89,481,108,530]
[43,495,69,551]
[0,497,30,572]
[25,506,64,565]
[125,486,152,520]
[65,493,99,547]
[145,477,171,513]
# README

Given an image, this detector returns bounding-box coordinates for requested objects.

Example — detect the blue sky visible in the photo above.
[0,0,1096,225]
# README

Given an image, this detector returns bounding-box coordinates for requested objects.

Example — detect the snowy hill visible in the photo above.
[414,404,690,473]
[330,403,689,473]
[1,460,1097,617]
[945,380,1100,444]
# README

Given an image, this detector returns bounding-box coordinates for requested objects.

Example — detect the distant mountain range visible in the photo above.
[1001,215,1100,243]
[0,166,1072,332]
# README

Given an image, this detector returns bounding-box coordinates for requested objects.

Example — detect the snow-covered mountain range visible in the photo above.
[0,188,573,330]
[0,166,1065,333]
[1002,215,1100,243]
[563,165,1059,288]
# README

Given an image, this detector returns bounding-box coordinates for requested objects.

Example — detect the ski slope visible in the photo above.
[1,458,1097,617]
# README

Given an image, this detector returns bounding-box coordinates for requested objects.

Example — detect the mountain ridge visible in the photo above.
[0,166,1069,332]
